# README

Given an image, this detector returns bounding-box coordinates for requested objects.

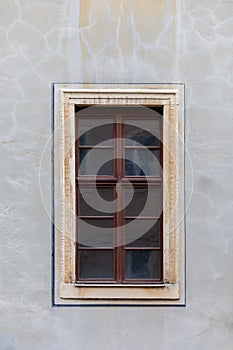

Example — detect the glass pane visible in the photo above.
[79,148,113,175]
[125,250,160,280]
[79,187,114,216]
[79,250,113,279]
[125,149,160,176]
[78,118,113,146]
[78,218,114,247]
[125,119,160,146]
[125,219,160,247]
[125,187,161,217]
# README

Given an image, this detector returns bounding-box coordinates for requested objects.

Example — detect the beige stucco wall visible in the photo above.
[0,0,232,349]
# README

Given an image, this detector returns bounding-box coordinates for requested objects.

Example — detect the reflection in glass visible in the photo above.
[125,149,160,176]
[125,219,160,247]
[79,187,114,216]
[125,187,161,217]
[125,250,160,279]
[79,148,113,175]
[79,250,113,279]
[125,121,159,146]
[78,118,113,146]
[78,218,113,248]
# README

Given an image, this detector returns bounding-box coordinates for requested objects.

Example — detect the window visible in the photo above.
[76,106,163,284]
[53,84,185,305]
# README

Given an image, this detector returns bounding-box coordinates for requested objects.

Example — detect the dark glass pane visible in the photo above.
[125,187,161,217]
[125,121,159,146]
[78,218,113,247]
[125,149,160,176]
[79,250,113,279]
[125,219,160,247]
[79,187,114,216]
[78,118,113,146]
[79,148,113,175]
[125,250,160,279]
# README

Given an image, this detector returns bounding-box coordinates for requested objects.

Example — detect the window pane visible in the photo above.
[125,250,160,280]
[125,120,160,146]
[125,219,160,247]
[79,250,113,279]
[125,187,161,217]
[78,218,114,248]
[79,187,114,216]
[79,148,113,175]
[125,149,160,176]
[78,118,113,146]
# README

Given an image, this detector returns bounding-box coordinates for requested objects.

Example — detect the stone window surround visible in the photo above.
[53,83,185,305]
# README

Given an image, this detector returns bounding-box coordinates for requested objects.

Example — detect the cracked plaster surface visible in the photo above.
[0,0,233,349]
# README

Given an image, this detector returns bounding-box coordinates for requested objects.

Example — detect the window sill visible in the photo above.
[59,282,181,304]
[74,283,166,287]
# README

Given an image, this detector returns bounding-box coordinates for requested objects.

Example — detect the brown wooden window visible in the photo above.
[54,85,185,305]
[75,106,163,284]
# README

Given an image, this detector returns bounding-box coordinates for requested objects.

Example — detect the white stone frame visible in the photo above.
[53,83,185,305]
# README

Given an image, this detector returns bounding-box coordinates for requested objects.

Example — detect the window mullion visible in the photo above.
[115,115,123,179]
[114,115,124,282]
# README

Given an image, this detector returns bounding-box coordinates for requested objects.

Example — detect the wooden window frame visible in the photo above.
[53,84,185,305]
[75,109,163,284]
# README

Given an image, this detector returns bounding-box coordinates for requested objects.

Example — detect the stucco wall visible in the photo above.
[0,0,233,349]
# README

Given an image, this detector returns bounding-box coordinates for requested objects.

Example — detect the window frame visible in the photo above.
[53,84,185,305]
[75,109,164,284]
